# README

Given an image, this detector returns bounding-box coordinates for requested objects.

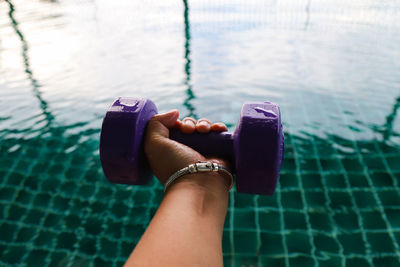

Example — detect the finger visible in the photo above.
[181,117,196,134]
[147,110,179,138]
[152,109,180,128]
[196,118,211,133]
[210,122,228,132]
[174,119,183,129]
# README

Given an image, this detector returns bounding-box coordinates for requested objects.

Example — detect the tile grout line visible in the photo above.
[253,194,262,266]
[276,179,290,266]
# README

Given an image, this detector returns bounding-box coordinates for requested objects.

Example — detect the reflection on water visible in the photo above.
[4,0,55,129]
[378,96,400,143]
[182,0,197,119]
[0,0,399,266]
[304,0,311,30]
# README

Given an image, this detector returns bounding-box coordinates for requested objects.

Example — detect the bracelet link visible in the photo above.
[195,162,213,172]
[212,163,219,172]
[188,164,196,173]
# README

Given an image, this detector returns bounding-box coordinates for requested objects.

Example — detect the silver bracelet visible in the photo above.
[164,161,234,192]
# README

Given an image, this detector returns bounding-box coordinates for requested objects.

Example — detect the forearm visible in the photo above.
[125,172,229,267]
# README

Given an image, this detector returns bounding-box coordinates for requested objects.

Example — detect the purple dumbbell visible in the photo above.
[100,97,284,195]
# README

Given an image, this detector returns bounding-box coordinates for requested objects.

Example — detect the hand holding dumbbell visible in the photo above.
[100,98,284,195]
[144,110,234,192]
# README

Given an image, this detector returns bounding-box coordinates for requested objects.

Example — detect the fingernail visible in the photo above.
[184,119,195,126]
[164,109,177,116]
[199,121,209,127]
[164,110,178,120]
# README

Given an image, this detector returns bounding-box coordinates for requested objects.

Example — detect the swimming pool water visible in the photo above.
[0,0,399,266]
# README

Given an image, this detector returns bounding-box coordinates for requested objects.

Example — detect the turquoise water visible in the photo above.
[1,0,400,266]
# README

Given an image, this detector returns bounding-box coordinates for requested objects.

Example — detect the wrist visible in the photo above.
[163,172,229,227]
[165,171,231,197]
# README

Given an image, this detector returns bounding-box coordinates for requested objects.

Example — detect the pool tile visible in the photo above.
[372,257,399,267]
[341,157,364,172]
[328,192,353,211]
[281,191,304,209]
[370,172,394,187]
[338,233,366,254]
[260,233,284,255]
[348,173,369,188]
[100,237,118,258]
[379,190,400,206]
[286,233,312,254]
[234,210,256,230]
[56,232,77,250]
[302,174,323,189]
[15,227,36,243]
[361,211,386,229]
[284,211,307,230]
[259,211,281,231]
[333,212,359,231]
[236,256,259,266]
[2,245,27,265]
[234,231,258,254]
[353,191,376,208]
[289,256,315,266]
[314,233,340,253]
[305,192,327,209]
[325,174,347,189]
[279,173,299,188]
[345,258,370,266]
[367,233,396,253]
[384,208,400,228]
[309,212,332,231]
[26,249,48,266]
[34,230,55,246]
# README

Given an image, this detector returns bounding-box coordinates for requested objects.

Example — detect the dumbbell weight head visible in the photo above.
[233,103,284,195]
[100,98,158,185]
[100,97,284,195]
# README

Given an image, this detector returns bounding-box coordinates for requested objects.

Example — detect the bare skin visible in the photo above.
[124,110,231,267]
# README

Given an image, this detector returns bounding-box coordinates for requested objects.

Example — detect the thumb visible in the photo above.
[147,109,179,138]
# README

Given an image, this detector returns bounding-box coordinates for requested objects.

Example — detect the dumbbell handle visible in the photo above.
[169,129,235,166]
